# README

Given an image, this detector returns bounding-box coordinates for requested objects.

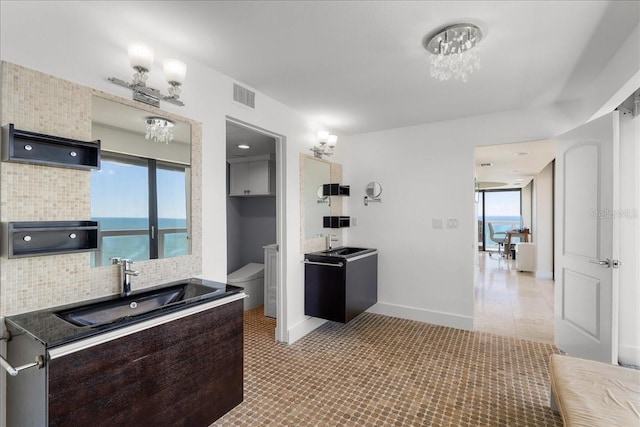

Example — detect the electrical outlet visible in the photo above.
[447,218,458,229]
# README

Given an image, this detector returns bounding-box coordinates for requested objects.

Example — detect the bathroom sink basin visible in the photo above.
[55,282,224,327]
[316,247,374,257]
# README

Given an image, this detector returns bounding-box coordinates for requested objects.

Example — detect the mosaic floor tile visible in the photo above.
[211,307,562,426]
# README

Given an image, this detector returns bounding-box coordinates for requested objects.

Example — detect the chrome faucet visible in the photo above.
[111,257,139,297]
[326,234,339,251]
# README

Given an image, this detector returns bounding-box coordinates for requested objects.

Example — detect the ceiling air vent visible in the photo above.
[233,83,255,109]
[480,162,493,167]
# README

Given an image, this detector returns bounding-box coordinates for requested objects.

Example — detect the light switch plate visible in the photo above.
[432,219,443,229]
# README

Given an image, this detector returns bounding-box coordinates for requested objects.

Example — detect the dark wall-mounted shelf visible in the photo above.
[2,124,100,170]
[323,216,351,229]
[322,184,350,197]
[5,221,100,258]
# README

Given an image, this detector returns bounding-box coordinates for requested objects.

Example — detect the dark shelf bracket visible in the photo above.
[5,221,100,258]
[2,124,100,170]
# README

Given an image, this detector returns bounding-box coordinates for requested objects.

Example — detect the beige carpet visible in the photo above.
[212,308,562,426]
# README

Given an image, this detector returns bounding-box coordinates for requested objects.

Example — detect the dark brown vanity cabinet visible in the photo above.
[7,299,244,427]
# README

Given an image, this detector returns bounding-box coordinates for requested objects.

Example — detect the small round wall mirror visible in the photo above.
[316,185,329,203]
[366,181,383,198]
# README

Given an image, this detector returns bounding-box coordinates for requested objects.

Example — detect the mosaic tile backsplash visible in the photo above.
[0,61,202,317]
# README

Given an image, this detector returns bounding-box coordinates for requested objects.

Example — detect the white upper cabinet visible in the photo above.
[228,156,275,196]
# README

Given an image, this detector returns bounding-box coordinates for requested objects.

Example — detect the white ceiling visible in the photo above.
[226,122,276,159]
[475,140,556,190]
[90,1,639,135]
[1,1,637,137]
[0,0,640,184]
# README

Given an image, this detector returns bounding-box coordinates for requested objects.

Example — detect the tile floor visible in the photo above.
[474,251,555,344]
[212,307,562,426]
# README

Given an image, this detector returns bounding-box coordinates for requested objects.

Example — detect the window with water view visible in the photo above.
[477,189,522,251]
[91,154,189,266]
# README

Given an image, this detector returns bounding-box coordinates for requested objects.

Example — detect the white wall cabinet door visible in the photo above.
[229,162,251,196]
[248,160,270,195]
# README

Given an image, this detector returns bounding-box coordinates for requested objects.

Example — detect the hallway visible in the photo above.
[474,251,554,344]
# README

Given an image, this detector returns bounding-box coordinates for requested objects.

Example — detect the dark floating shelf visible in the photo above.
[323,216,351,229]
[5,221,100,258]
[322,184,350,196]
[1,123,100,170]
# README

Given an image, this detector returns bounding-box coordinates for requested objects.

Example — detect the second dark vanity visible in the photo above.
[304,247,378,323]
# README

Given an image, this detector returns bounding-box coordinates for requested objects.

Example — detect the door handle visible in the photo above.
[304,259,344,268]
[589,258,610,267]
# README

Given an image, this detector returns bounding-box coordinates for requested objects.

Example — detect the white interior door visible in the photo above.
[555,111,619,364]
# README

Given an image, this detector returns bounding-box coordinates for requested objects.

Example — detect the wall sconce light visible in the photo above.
[311,131,337,158]
[108,42,187,108]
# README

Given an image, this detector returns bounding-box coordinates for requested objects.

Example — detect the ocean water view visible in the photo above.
[92,217,188,266]
[478,215,524,249]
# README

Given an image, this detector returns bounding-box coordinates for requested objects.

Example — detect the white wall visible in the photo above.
[534,162,554,279]
[343,109,571,329]
[618,111,640,367]
[93,123,191,165]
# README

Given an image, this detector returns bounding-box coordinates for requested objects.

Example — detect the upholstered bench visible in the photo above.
[549,354,640,426]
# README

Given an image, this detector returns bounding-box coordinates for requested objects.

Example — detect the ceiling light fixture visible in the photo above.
[109,42,187,108]
[425,23,482,82]
[513,152,529,156]
[145,117,174,144]
[237,144,252,150]
[311,131,338,158]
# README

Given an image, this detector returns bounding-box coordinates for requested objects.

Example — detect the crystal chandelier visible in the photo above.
[425,24,483,82]
[145,117,174,144]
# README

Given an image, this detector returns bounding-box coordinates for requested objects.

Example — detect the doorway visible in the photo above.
[474,140,555,344]
[225,117,286,342]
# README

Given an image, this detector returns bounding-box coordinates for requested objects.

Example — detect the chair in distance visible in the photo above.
[488,222,508,259]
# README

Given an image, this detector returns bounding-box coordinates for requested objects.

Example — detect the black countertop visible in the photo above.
[305,246,377,261]
[5,277,243,349]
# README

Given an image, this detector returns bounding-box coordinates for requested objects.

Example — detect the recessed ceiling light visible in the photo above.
[511,170,519,173]
[513,152,529,156]
[516,178,525,181]
[237,144,251,150]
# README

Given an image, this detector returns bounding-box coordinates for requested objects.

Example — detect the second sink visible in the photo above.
[316,247,374,258]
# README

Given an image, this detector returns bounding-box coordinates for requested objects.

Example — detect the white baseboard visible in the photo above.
[287,316,327,344]
[618,343,640,368]
[366,302,474,331]
[535,271,553,279]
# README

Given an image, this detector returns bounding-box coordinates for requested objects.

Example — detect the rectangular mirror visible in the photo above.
[303,156,331,239]
[302,155,331,239]
[90,96,191,266]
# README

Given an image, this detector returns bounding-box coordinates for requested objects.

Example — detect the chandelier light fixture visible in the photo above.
[425,23,483,82]
[145,117,175,144]
[109,42,187,107]
[311,131,338,158]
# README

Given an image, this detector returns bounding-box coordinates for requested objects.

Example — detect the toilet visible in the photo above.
[227,263,264,310]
